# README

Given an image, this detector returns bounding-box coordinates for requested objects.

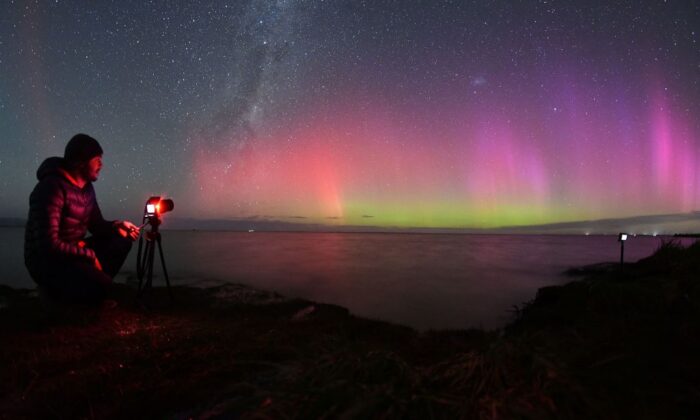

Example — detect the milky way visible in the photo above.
[1,1,698,229]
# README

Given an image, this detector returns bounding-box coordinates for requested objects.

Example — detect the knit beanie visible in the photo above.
[64,133,103,164]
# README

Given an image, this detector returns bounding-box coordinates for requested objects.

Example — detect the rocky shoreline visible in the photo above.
[1,240,699,418]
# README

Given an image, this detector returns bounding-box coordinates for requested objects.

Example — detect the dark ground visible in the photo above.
[1,241,700,419]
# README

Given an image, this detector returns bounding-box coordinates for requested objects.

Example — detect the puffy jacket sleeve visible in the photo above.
[32,180,96,261]
[87,184,115,236]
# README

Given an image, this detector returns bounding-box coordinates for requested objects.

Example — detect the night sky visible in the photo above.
[1,1,699,229]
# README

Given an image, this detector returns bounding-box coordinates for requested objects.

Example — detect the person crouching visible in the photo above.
[24,133,139,304]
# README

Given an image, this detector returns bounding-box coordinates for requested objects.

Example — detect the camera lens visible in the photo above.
[159,199,174,213]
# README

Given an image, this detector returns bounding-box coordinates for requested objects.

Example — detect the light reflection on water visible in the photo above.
[1,228,692,330]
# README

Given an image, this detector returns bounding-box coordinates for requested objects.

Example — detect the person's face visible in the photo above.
[83,155,103,182]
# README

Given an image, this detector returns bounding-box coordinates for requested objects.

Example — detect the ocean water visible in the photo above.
[1,227,692,330]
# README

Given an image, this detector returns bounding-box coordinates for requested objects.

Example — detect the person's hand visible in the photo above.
[77,240,100,269]
[115,220,140,240]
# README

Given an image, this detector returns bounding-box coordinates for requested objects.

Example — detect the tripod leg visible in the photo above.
[146,239,156,302]
[137,240,150,299]
[138,240,153,300]
[156,235,173,300]
[136,235,145,293]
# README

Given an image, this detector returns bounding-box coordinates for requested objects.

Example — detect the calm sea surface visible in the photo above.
[1,227,692,330]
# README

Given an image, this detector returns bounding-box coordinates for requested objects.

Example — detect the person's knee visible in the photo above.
[103,231,133,256]
[116,234,133,254]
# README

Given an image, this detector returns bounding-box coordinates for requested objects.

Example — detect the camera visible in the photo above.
[144,196,174,219]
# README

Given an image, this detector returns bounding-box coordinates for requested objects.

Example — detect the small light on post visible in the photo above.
[618,233,628,272]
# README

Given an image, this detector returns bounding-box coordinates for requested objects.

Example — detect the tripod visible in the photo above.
[136,216,173,301]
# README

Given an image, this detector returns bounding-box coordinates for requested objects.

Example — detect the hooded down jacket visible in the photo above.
[24,157,114,283]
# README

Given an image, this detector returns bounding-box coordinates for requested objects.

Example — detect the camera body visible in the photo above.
[144,196,174,220]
